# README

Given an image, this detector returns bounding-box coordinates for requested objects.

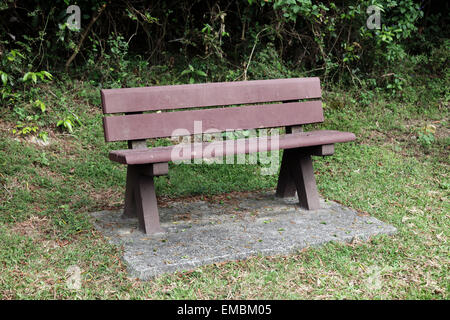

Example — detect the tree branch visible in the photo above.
[65,3,107,72]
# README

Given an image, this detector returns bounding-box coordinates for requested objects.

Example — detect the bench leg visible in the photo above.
[276,150,297,198]
[276,149,321,210]
[123,165,137,218]
[291,151,321,210]
[134,173,164,234]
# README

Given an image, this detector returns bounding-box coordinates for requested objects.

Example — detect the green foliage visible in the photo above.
[0,0,448,134]
[23,71,53,84]
[385,74,406,97]
[0,49,26,105]
[38,130,49,142]
[53,204,91,238]
[34,99,46,113]
[85,34,132,86]
[248,0,426,81]
[57,113,82,133]
[180,64,207,84]
[10,98,47,139]
[12,123,38,136]
[417,124,436,149]
[1,0,446,83]
[0,44,54,140]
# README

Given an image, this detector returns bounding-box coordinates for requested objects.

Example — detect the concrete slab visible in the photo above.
[90,191,397,280]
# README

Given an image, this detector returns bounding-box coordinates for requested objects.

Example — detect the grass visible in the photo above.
[0,77,448,299]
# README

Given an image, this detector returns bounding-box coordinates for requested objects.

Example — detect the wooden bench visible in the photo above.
[101,78,356,234]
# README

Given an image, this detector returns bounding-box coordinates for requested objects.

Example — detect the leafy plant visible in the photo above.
[11,98,48,140]
[38,131,49,143]
[180,64,207,84]
[417,124,436,148]
[22,71,53,84]
[33,99,46,113]
[57,114,82,133]
[12,123,38,136]
[385,74,407,97]
[85,34,133,86]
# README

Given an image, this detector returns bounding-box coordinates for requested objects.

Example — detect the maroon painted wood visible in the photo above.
[276,144,334,199]
[103,101,324,142]
[275,149,297,198]
[101,77,321,114]
[134,172,164,234]
[108,130,356,165]
[123,165,138,218]
[289,149,321,210]
[123,132,147,219]
[142,162,169,176]
[310,144,334,156]
[276,148,321,209]
[123,163,168,231]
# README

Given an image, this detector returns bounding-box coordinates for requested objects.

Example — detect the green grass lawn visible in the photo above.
[0,81,448,299]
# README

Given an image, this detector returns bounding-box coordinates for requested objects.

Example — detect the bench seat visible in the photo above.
[109,130,356,165]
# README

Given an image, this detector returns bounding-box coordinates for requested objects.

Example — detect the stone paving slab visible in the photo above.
[90,191,397,280]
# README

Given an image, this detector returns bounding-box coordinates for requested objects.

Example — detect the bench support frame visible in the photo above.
[121,123,336,233]
[122,143,334,233]
[123,144,335,233]
[276,144,334,210]
[123,163,168,234]
[122,130,167,234]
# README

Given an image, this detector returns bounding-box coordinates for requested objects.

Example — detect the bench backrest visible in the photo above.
[101,77,323,142]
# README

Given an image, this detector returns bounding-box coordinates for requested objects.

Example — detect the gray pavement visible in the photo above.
[90,191,397,280]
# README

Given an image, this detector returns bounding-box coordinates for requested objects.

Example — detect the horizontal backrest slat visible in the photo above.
[101,77,321,114]
[103,101,324,142]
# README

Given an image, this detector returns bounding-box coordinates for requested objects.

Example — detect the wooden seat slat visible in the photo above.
[109,130,356,165]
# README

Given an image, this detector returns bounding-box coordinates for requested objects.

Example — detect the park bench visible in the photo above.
[101,77,356,234]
